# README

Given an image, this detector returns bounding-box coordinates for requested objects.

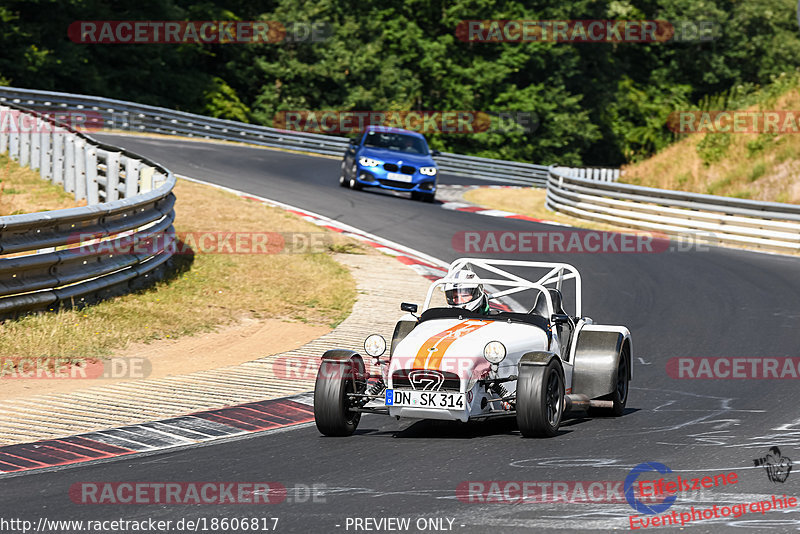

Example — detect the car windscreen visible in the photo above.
[363,131,428,155]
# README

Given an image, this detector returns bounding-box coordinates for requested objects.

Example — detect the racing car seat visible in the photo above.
[532,288,574,359]
[532,288,567,318]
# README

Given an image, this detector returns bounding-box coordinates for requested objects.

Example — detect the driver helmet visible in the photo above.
[444,269,487,312]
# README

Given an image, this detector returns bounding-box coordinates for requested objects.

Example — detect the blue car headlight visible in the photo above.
[359,156,381,167]
[419,166,437,176]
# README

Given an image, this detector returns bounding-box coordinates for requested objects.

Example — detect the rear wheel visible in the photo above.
[516,359,564,438]
[590,345,629,417]
[314,358,365,436]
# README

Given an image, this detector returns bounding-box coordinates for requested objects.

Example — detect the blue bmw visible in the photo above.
[339,126,439,202]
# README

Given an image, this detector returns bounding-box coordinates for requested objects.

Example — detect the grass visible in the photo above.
[620,79,800,204]
[0,153,82,215]
[0,178,363,358]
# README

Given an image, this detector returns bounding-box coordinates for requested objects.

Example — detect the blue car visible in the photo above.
[339,126,439,202]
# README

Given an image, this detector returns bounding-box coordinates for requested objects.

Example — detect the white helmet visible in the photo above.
[444,269,487,312]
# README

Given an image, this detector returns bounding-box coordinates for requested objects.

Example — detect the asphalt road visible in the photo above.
[2,135,800,533]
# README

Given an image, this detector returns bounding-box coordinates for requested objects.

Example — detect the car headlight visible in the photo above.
[359,157,381,167]
[483,341,506,364]
[364,334,387,357]
[419,166,437,176]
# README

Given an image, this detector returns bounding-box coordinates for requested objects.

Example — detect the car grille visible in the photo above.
[392,370,461,392]
[379,179,415,189]
[382,163,416,174]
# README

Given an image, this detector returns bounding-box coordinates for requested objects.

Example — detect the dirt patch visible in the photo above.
[0,318,328,401]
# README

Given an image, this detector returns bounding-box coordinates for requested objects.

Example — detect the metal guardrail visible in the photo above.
[0,86,573,186]
[546,166,800,253]
[0,101,177,318]
[558,166,621,182]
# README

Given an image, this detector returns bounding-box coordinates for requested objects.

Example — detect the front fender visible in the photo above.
[319,350,367,381]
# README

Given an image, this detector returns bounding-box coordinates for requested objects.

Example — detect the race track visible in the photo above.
[3,135,800,533]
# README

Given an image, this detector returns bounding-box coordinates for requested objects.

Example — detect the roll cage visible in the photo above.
[423,258,582,319]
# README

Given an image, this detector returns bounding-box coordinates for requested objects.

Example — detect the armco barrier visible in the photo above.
[0,102,176,318]
[547,166,800,253]
[0,86,614,187]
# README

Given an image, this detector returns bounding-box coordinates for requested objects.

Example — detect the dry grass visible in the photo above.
[621,85,800,204]
[0,178,364,358]
[0,154,82,215]
[463,187,624,232]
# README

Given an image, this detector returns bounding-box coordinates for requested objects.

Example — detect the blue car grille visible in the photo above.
[382,163,416,175]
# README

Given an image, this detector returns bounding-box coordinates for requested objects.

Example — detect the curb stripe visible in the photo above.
[0,395,315,476]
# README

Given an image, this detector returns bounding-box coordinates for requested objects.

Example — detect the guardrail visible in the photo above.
[546,166,800,253]
[0,101,177,318]
[0,86,571,187]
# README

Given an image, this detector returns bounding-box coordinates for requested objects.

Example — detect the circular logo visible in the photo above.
[624,462,677,515]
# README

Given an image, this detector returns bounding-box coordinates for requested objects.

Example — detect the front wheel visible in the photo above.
[338,160,348,187]
[516,359,564,438]
[314,358,365,436]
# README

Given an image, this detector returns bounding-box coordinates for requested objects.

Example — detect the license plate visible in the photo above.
[386,172,413,182]
[385,389,465,409]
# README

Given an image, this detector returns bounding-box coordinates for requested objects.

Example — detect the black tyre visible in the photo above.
[516,359,564,438]
[590,345,630,417]
[410,191,421,201]
[348,163,362,190]
[338,161,348,187]
[421,192,435,203]
[314,359,364,436]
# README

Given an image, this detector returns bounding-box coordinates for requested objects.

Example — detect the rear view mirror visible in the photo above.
[430,149,441,157]
[400,302,418,314]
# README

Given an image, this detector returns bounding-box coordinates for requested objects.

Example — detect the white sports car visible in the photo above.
[313,258,632,438]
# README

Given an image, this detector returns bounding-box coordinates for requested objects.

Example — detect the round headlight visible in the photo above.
[483,341,506,364]
[364,334,387,357]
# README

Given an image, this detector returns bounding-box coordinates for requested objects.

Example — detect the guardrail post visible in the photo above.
[74,138,86,200]
[106,151,121,201]
[30,120,40,170]
[9,129,19,160]
[85,145,99,205]
[64,134,75,192]
[600,168,607,182]
[39,129,52,180]
[0,106,8,154]
[19,126,30,166]
[52,129,64,184]
[139,165,154,193]
[124,157,140,198]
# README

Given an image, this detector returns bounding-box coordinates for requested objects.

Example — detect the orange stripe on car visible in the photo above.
[412,320,491,370]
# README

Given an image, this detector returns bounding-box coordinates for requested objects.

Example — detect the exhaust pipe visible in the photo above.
[564,394,590,412]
